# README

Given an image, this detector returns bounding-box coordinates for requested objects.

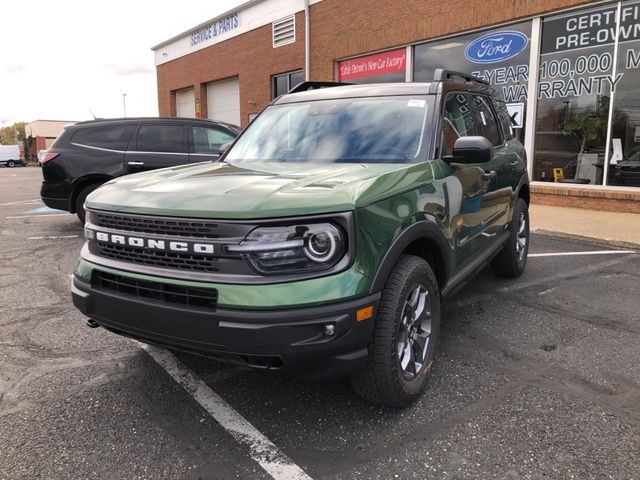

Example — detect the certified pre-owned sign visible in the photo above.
[465,31,529,64]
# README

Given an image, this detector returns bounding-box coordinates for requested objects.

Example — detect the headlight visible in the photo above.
[227,223,346,274]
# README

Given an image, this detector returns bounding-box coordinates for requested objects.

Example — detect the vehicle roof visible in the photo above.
[273,81,497,104]
[69,117,240,131]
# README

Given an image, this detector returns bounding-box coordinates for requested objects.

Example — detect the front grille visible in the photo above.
[97,242,220,273]
[94,212,219,238]
[93,271,218,309]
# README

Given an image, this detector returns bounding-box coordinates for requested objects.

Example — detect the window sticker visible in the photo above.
[407,99,426,108]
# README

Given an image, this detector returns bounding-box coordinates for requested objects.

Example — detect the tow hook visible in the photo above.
[86,319,100,328]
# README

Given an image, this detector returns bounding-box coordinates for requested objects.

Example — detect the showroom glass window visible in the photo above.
[413,21,532,145]
[608,1,640,187]
[272,70,304,98]
[533,4,617,185]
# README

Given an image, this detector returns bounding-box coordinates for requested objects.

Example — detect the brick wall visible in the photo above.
[309,0,594,80]
[156,11,305,126]
[531,184,640,213]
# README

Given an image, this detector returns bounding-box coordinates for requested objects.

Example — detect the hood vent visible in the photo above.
[273,15,295,47]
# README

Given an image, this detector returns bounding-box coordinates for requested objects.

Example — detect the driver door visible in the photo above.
[440,92,501,270]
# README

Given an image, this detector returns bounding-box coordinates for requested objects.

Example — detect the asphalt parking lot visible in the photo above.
[1,167,639,480]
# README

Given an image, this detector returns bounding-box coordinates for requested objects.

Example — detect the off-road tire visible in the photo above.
[75,183,101,224]
[491,197,529,278]
[351,255,440,408]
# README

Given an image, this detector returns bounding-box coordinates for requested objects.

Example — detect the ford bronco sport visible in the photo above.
[72,70,529,407]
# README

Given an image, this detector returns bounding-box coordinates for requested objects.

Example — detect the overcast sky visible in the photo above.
[0,0,246,126]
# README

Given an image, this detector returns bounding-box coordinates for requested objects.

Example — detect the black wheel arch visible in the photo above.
[69,175,112,212]
[369,221,453,294]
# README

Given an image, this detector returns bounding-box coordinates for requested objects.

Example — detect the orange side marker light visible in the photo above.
[356,305,374,322]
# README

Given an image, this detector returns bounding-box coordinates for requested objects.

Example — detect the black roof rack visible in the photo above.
[433,69,489,86]
[287,81,352,94]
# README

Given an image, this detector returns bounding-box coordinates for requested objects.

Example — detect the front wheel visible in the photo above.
[491,197,529,277]
[351,255,440,408]
[7,161,15,168]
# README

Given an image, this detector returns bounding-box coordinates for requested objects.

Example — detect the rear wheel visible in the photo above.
[7,160,15,168]
[74,183,101,224]
[351,255,440,408]
[491,197,529,277]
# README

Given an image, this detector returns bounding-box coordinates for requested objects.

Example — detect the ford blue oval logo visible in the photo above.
[464,31,528,64]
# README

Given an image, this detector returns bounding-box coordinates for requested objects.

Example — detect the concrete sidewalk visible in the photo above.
[530,204,640,249]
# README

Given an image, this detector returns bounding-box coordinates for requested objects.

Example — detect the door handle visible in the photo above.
[482,170,497,181]
[128,161,144,166]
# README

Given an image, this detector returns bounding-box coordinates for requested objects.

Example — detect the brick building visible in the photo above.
[153,0,640,211]
[26,120,76,161]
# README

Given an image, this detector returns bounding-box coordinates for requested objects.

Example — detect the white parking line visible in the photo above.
[529,250,636,257]
[6,213,72,219]
[141,344,313,480]
[0,199,41,206]
[28,235,79,240]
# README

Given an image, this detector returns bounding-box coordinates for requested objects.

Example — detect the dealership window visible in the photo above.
[607,0,640,187]
[272,70,304,98]
[337,48,407,84]
[413,21,532,146]
[533,3,619,185]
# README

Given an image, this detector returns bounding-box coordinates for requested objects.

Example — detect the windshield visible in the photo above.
[226,96,431,164]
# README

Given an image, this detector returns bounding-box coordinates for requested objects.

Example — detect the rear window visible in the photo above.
[72,125,134,150]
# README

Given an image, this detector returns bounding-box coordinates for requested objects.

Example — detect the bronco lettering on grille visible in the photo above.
[94,231,214,254]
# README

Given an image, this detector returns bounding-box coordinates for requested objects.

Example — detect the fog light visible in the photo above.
[322,324,336,336]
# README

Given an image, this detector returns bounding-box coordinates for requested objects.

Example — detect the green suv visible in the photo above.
[72,70,529,407]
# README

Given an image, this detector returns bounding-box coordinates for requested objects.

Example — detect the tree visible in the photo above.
[0,122,26,145]
[565,109,607,164]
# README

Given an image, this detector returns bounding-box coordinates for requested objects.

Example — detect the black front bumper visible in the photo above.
[72,278,379,379]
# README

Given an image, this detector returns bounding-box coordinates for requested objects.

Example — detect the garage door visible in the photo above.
[175,88,195,117]
[206,78,240,126]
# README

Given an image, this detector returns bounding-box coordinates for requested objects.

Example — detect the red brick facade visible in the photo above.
[308,0,594,79]
[156,12,305,125]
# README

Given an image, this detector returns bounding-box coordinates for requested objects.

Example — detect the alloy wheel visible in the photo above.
[516,211,527,262]
[397,284,432,379]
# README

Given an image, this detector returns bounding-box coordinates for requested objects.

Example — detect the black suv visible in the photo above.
[40,117,240,222]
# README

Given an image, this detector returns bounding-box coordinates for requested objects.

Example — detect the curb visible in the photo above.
[532,228,640,251]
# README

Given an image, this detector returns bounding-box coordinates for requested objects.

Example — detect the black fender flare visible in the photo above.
[369,220,454,294]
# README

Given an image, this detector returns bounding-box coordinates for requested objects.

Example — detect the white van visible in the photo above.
[0,145,22,167]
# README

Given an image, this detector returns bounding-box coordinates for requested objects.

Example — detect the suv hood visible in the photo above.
[86,161,434,219]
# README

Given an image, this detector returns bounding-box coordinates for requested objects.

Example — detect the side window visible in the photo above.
[72,125,134,150]
[192,127,235,154]
[135,125,185,153]
[471,95,502,146]
[491,99,515,141]
[442,93,477,156]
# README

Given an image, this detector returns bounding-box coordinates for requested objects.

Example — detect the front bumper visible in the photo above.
[72,276,379,379]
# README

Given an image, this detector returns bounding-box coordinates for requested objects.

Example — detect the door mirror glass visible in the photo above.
[446,136,494,164]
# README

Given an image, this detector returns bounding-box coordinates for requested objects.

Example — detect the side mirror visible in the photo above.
[218,142,232,155]
[445,136,493,164]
